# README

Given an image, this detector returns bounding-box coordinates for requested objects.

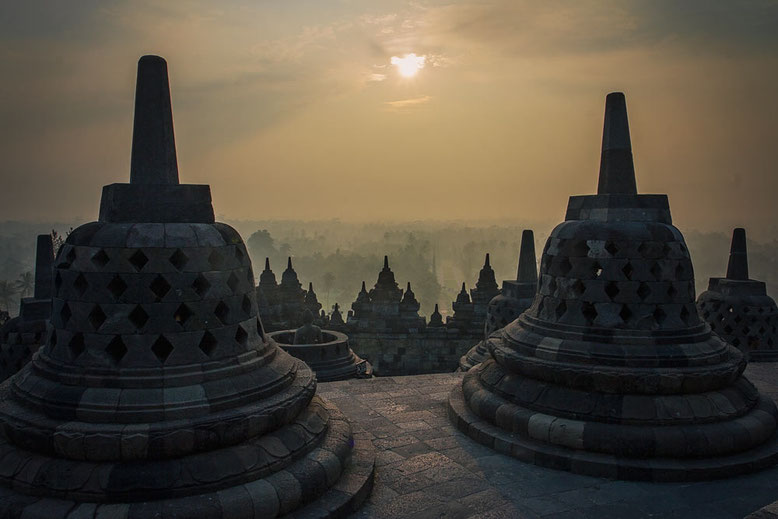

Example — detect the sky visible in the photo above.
[1,0,777,239]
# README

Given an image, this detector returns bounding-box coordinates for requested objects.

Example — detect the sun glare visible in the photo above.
[390,53,426,78]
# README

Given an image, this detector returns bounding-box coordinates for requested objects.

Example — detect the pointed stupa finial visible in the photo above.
[361,281,367,292]
[34,234,54,300]
[287,257,293,270]
[460,282,467,292]
[435,304,439,311]
[264,257,270,271]
[406,282,412,291]
[597,92,637,195]
[517,230,538,284]
[130,55,179,185]
[726,228,749,280]
[484,253,491,268]
[308,282,315,292]
[384,255,389,270]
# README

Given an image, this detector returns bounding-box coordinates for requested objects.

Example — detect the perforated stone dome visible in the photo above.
[0,55,373,518]
[448,92,778,481]
[698,228,778,361]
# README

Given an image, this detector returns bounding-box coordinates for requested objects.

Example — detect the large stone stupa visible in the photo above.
[0,55,374,518]
[448,92,778,481]
[697,228,778,361]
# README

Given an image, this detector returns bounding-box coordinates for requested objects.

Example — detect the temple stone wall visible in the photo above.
[349,330,479,375]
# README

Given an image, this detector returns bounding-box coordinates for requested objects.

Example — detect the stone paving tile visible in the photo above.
[317,364,778,518]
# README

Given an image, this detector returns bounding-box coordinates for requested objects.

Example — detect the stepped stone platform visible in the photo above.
[315,363,778,519]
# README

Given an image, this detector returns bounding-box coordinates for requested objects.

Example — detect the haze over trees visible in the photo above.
[0,220,775,319]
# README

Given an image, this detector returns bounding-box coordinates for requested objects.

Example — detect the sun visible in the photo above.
[390,53,426,78]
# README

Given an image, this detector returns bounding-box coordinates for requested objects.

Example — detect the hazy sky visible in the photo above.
[1,1,777,238]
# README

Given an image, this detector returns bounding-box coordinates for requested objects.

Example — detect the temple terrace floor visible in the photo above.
[317,363,778,519]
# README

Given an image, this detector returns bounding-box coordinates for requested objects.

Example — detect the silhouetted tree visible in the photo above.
[0,280,15,312]
[16,271,33,298]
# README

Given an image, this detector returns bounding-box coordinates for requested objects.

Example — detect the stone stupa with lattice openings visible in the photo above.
[698,228,778,361]
[0,234,54,383]
[0,55,374,518]
[459,230,538,371]
[448,92,778,481]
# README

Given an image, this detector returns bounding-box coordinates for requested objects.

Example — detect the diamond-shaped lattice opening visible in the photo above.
[572,240,590,257]
[702,310,710,319]
[68,333,85,359]
[732,337,741,347]
[54,271,63,293]
[235,325,248,346]
[174,304,193,326]
[105,336,127,365]
[192,274,211,297]
[150,275,172,300]
[582,302,597,325]
[650,263,662,280]
[619,305,633,324]
[768,338,775,347]
[151,336,174,364]
[667,284,678,299]
[92,249,110,268]
[605,241,619,256]
[621,262,634,281]
[235,247,244,263]
[742,325,751,335]
[743,307,750,314]
[572,279,585,296]
[680,305,692,325]
[637,283,650,301]
[759,326,766,335]
[227,272,240,294]
[129,250,149,272]
[214,301,230,324]
[199,331,218,358]
[73,273,89,296]
[208,250,224,270]
[557,258,572,277]
[241,294,252,315]
[605,282,619,300]
[169,249,189,271]
[107,275,128,300]
[66,248,77,265]
[734,314,742,324]
[60,302,72,325]
[129,305,149,329]
[555,301,567,320]
[724,324,733,334]
[88,305,107,330]
[675,263,686,279]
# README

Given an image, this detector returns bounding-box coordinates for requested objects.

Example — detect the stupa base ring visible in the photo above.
[448,382,778,482]
[0,398,375,519]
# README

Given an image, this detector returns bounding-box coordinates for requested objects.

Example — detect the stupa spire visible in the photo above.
[517,230,538,284]
[129,55,179,185]
[484,253,491,268]
[264,257,270,270]
[33,234,54,300]
[383,255,389,270]
[726,227,749,280]
[287,256,293,270]
[597,92,637,195]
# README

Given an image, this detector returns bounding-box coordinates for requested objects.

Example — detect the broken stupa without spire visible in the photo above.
[0,55,374,517]
[459,229,539,371]
[697,228,778,361]
[448,92,778,481]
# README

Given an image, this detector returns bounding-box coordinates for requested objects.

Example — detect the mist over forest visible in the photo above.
[0,219,775,320]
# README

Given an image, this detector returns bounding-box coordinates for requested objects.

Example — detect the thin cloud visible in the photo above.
[384,95,432,110]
